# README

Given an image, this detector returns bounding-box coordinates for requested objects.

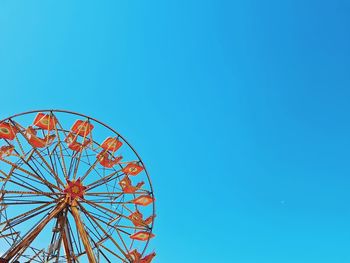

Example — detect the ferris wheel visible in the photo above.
[0,110,156,263]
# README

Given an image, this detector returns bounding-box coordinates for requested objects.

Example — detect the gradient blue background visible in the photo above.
[1,1,350,262]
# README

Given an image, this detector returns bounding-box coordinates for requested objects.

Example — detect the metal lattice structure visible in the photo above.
[0,110,156,263]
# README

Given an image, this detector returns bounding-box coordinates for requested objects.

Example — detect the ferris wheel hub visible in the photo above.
[63,178,87,201]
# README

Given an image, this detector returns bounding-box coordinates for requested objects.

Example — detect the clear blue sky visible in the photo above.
[1,1,350,262]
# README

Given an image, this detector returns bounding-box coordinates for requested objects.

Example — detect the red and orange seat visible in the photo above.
[119,176,144,194]
[25,127,56,148]
[33,113,57,131]
[122,163,144,176]
[128,250,156,263]
[97,151,122,168]
[129,210,155,227]
[0,122,17,140]
[65,133,91,152]
[0,145,15,159]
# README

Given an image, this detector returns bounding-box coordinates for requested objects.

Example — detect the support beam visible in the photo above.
[70,201,97,263]
[4,201,66,260]
[61,216,74,263]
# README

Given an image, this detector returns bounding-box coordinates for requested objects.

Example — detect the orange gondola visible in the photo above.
[129,211,154,227]
[25,127,56,148]
[130,231,155,241]
[140,252,156,263]
[119,176,144,193]
[131,195,154,206]
[0,122,17,140]
[128,250,156,263]
[65,133,91,152]
[101,137,123,152]
[122,163,144,176]
[71,120,94,137]
[128,250,141,262]
[33,113,57,131]
[0,145,14,159]
[97,151,122,168]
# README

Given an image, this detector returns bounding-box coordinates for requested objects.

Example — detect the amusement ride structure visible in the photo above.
[0,110,156,263]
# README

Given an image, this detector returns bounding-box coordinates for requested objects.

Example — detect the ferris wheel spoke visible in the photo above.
[0,202,53,206]
[87,194,125,203]
[3,201,66,260]
[52,145,71,184]
[99,243,128,262]
[80,199,130,222]
[113,224,145,231]
[0,169,9,180]
[83,217,105,244]
[1,195,54,202]
[82,226,112,263]
[81,199,144,232]
[81,217,117,263]
[78,203,121,231]
[12,244,45,263]
[11,169,53,191]
[78,202,130,261]
[80,156,101,182]
[2,143,57,194]
[25,162,59,195]
[23,248,45,263]
[0,203,55,232]
[31,146,65,189]
[72,148,84,181]
[50,112,69,179]
[1,165,18,184]
[64,119,91,181]
[26,151,57,188]
[93,205,144,233]
[0,231,20,239]
[87,209,115,223]
[8,173,56,197]
[97,246,113,263]
[82,207,131,254]
[86,169,124,191]
[83,200,131,205]
[85,191,145,196]
[0,202,53,229]
[45,146,65,189]
[0,190,59,195]
[89,200,150,229]
[0,158,61,192]
[9,120,65,190]
[25,144,65,190]
[84,164,112,188]
[67,152,78,179]
[81,230,117,263]
[96,174,126,191]
[11,137,26,157]
[0,190,61,200]
[80,141,105,180]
